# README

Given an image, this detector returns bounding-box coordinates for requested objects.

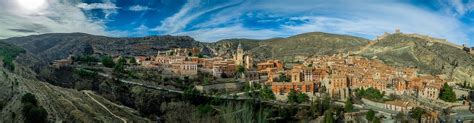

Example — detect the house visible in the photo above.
[384,100,415,113]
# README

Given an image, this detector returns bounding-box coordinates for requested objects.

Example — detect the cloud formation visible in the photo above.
[0,0,107,39]
[128,5,152,12]
[159,0,472,46]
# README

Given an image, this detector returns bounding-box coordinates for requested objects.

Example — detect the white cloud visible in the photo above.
[154,0,242,34]
[0,0,107,39]
[175,24,284,41]
[128,5,151,12]
[76,3,118,10]
[166,0,470,45]
[76,2,119,18]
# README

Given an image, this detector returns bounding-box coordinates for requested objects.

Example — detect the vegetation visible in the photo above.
[373,117,381,123]
[0,42,25,71]
[73,68,98,77]
[323,110,335,123]
[73,55,99,63]
[236,65,245,74]
[344,98,354,112]
[21,93,47,123]
[114,57,126,73]
[101,56,115,68]
[366,109,375,121]
[439,83,457,102]
[259,86,275,100]
[287,89,309,104]
[409,107,425,122]
[277,73,290,82]
[355,87,384,101]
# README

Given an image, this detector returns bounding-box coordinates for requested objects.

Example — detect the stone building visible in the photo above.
[233,43,253,69]
[384,100,415,113]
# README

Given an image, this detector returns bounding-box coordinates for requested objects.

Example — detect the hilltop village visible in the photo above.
[50,41,473,122]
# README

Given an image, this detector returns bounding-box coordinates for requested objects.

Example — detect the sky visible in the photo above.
[0,0,473,46]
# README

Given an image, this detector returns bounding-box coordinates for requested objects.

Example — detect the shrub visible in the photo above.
[21,93,47,123]
[101,56,115,68]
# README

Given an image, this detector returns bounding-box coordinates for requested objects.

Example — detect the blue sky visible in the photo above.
[0,0,473,46]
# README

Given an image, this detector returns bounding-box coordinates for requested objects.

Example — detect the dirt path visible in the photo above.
[354,41,376,55]
[84,91,127,123]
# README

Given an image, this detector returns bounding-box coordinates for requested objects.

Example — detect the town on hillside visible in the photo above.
[50,42,474,122]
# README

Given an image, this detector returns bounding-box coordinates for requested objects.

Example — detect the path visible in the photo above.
[84,91,127,123]
[354,42,376,55]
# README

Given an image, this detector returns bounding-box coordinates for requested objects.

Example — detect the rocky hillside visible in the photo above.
[362,33,474,84]
[2,32,472,85]
[0,42,150,122]
[208,32,370,62]
[2,33,208,63]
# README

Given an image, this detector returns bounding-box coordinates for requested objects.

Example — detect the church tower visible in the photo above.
[235,43,245,65]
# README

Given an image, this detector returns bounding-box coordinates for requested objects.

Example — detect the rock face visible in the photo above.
[2,33,205,63]
[0,43,149,122]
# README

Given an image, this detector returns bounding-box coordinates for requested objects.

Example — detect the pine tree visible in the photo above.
[439,83,456,102]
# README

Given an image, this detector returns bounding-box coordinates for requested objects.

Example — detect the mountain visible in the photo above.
[208,32,371,62]
[2,33,206,63]
[2,31,473,84]
[0,42,149,122]
[361,33,474,85]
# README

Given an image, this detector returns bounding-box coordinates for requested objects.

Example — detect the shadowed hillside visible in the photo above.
[0,42,150,122]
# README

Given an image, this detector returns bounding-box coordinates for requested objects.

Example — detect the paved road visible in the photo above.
[84,91,127,123]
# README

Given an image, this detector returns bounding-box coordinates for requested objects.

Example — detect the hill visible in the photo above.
[208,32,370,62]
[362,33,474,84]
[2,32,473,84]
[0,41,150,122]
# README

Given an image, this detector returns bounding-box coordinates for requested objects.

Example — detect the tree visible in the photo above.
[260,86,275,100]
[196,54,204,58]
[297,92,309,103]
[373,117,381,123]
[344,98,354,112]
[21,93,37,105]
[409,107,425,122]
[21,93,47,123]
[278,73,290,82]
[287,89,298,103]
[101,56,115,68]
[129,57,137,65]
[288,89,309,103]
[236,65,245,74]
[439,83,457,102]
[324,110,335,123]
[366,109,375,121]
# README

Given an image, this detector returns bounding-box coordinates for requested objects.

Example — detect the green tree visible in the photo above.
[373,117,381,123]
[21,93,37,105]
[439,83,457,102]
[409,107,425,123]
[287,89,298,103]
[297,92,309,103]
[344,98,354,112]
[366,109,375,121]
[278,73,290,82]
[260,86,275,100]
[101,56,115,68]
[21,93,47,123]
[324,110,335,123]
[129,57,137,64]
[236,65,245,73]
[288,89,309,103]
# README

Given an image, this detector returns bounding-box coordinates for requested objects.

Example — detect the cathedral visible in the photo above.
[233,43,253,69]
